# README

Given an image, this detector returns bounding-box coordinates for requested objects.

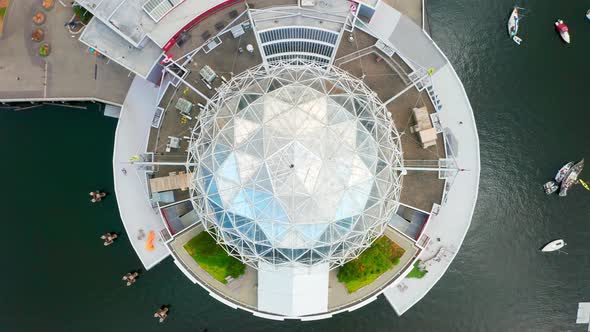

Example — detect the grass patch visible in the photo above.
[73,4,92,24]
[0,7,6,19]
[337,236,405,293]
[183,231,245,284]
[406,260,428,279]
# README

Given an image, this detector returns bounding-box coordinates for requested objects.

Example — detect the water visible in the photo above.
[1,0,590,330]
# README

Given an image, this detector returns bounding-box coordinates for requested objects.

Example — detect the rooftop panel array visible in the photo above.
[143,0,183,22]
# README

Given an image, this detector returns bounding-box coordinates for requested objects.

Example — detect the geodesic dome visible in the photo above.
[188,60,403,269]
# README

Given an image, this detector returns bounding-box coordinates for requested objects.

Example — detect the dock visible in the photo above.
[578,303,590,331]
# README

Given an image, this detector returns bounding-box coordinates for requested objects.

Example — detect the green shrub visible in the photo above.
[0,7,7,19]
[184,231,246,283]
[39,44,50,57]
[337,236,405,293]
[73,4,93,24]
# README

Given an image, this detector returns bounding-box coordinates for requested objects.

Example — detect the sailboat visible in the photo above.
[555,161,574,183]
[555,19,571,44]
[507,7,521,44]
[543,161,573,194]
[559,159,584,197]
[508,7,519,37]
[541,239,566,252]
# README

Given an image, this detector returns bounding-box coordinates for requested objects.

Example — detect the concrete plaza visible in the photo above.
[0,0,132,105]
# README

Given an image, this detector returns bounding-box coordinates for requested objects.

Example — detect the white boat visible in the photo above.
[586,9,590,21]
[541,239,566,252]
[508,7,519,37]
[555,161,574,183]
[512,36,522,45]
[559,159,584,197]
[555,19,571,44]
[543,180,558,194]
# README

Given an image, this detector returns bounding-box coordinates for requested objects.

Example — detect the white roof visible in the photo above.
[77,0,226,48]
[366,1,480,316]
[112,76,170,269]
[257,262,329,316]
[367,2,446,71]
[147,0,227,48]
[79,19,162,78]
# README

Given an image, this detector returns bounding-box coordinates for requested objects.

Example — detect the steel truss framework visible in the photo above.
[188,60,404,270]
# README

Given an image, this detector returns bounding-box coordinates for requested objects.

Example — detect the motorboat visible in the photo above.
[541,239,566,252]
[543,181,559,194]
[559,159,584,197]
[508,7,519,38]
[555,161,574,183]
[555,19,571,43]
[586,9,590,21]
[512,36,522,45]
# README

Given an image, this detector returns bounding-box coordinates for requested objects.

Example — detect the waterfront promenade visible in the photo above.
[0,0,132,105]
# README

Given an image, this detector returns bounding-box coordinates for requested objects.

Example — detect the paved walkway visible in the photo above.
[381,0,423,28]
[113,76,170,269]
[0,0,132,105]
[366,2,480,316]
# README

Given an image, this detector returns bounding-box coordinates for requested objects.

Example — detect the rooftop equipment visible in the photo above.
[230,24,245,38]
[199,65,217,84]
[410,106,437,148]
[175,97,193,116]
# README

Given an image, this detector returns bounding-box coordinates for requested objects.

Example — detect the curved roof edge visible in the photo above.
[363,1,480,315]
[112,77,171,269]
